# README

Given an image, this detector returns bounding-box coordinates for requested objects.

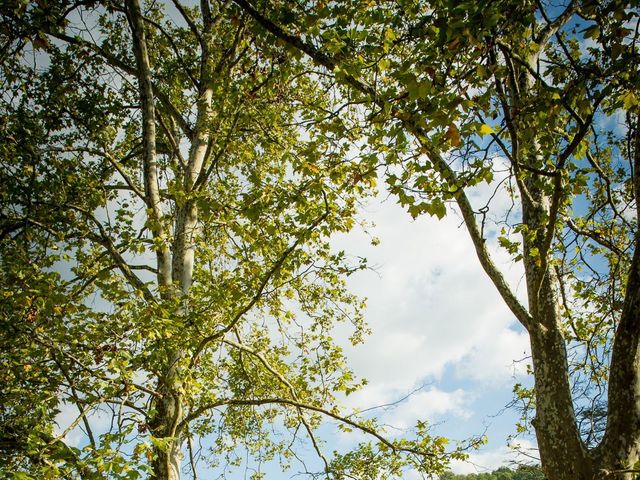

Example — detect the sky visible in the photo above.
[326,172,539,475]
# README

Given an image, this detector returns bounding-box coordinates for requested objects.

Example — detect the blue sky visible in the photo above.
[327,175,537,475]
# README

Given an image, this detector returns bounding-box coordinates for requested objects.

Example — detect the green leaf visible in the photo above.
[620,91,638,110]
[583,24,600,39]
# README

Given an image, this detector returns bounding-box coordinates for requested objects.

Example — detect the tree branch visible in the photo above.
[126,0,173,288]
[234,0,534,329]
[190,195,331,365]
[535,0,581,47]
[170,0,204,48]
[181,396,436,458]
[49,31,193,137]
[66,203,155,301]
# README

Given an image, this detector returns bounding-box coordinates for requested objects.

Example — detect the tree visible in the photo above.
[0,1,456,479]
[232,0,640,479]
[440,464,545,480]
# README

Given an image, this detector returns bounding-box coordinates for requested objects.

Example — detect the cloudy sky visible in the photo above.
[328,173,538,474]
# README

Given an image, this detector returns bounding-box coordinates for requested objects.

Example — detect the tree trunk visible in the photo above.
[523,248,590,478]
[528,324,591,479]
[519,163,591,478]
[595,120,640,477]
[150,354,184,480]
[521,163,640,480]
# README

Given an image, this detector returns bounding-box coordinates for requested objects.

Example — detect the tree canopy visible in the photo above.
[0,1,457,479]
[1,0,639,480]
[231,0,639,478]
[441,465,546,480]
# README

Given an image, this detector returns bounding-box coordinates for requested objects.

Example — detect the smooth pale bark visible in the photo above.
[126,0,187,478]
[155,45,215,480]
[125,0,171,290]
[126,0,236,475]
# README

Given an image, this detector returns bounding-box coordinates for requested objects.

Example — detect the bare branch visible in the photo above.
[181,396,437,458]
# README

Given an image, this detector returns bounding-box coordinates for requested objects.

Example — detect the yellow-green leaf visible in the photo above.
[479,124,494,135]
[620,91,638,110]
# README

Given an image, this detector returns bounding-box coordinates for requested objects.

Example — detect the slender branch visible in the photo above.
[186,426,199,480]
[181,396,436,458]
[20,322,160,400]
[190,199,331,365]
[585,149,627,225]
[49,31,193,137]
[44,145,147,203]
[232,0,377,98]
[171,0,204,47]
[487,47,538,209]
[54,356,97,448]
[66,203,155,301]
[566,218,623,256]
[156,108,188,168]
[141,14,199,89]
[104,151,148,203]
[536,0,581,47]
[536,94,603,296]
[224,335,331,471]
[49,396,106,446]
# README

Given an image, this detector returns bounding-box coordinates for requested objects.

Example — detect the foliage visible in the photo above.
[3,0,639,478]
[233,0,640,478]
[0,1,457,479]
[440,465,546,480]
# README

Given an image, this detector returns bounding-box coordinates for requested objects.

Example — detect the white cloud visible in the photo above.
[456,327,531,384]
[329,177,532,460]
[334,186,528,391]
[382,388,472,430]
[448,438,539,475]
[54,401,114,447]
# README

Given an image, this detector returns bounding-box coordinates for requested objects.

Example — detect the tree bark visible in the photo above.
[519,195,590,479]
[595,114,640,479]
[125,0,172,289]
[595,240,640,478]
[125,0,184,477]
[150,358,183,480]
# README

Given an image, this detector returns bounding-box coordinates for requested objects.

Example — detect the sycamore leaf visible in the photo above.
[479,124,494,135]
[445,123,461,147]
[583,24,600,39]
[620,91,638,110]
